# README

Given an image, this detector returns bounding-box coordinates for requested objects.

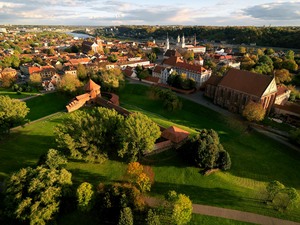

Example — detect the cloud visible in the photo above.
[243,1,300,20]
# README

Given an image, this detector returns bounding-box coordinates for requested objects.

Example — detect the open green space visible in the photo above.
[0,83,300,223]
[25,92,70,121]
[0,87,39,99]
[189,214,256,225]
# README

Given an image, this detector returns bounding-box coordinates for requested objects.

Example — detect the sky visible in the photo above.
[0,0,300,26]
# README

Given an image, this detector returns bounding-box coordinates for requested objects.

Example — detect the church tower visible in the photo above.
[181,34,185,48]
[95,36,103,53]
[177,34,180,45]
[166,33,170,50]
[194,34,197,47]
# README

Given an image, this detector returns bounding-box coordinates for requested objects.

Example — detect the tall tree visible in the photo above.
[4,166,72,225]
[58,73,82,94]
[117,112,161,161]
[0,96,29,134]
[118,207,133,225]
[77,182,94,212]
[77,64,88,82]
[166,191,192,225]
[55,107,124,162]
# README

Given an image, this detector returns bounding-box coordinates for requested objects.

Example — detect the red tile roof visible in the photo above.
[28,66,42,75]
[219,68,275,97]
[205,75,223,86]
[161,126,189,143]
[84,79,100,92]
[162,56,183,66]
[145,76,160,83]
[153,65,166,74]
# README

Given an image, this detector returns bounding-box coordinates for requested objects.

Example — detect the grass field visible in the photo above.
[1,83,300,223]
[25,92,71,121]
[0,87,39,99]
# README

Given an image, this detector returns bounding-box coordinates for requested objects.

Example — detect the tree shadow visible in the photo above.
[151,181,269,213]
[68,168,108,187]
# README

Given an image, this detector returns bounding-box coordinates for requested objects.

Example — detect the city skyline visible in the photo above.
[0,0,300,26]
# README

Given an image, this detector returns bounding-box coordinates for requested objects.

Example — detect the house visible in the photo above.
[152,65,174,84]
[275,85,291,105]
[122,66,137,78]
[205,68,277,114]
[0,67,17,79]
[161,126,189,144]
[163,56,212,88]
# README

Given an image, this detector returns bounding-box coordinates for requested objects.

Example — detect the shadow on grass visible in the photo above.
[69,168,108,187]
[151,181,270,214]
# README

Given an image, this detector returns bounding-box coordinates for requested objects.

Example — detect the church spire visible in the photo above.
[181,34,185,48]
[194,33,197,46]
[166,32,170,50]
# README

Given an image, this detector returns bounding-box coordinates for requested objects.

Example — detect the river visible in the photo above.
[66,32,93,39]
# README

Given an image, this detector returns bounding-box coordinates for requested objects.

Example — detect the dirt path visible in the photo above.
[144,197,300,225]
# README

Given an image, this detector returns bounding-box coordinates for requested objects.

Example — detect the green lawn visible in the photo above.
[189,214,256,225]
[0,87,39,99]
[1,83,300,223]
[25,92,71,121]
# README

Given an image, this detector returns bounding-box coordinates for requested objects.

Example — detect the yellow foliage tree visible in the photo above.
[242,101,266,122]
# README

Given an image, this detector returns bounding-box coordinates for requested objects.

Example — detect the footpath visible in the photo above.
[145,197,300,225]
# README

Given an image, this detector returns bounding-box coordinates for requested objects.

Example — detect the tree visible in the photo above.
[180,129,231,170]
[137,69,150,80]
[118,207,133,225]
[0,74,16,88]
[100,68,125,92]
[183,50,194,62]
[77,64,88,82]
[266,180,285,202]
[166,191,192,225]
[146,209,161,225]
[265,48,275,55]
[76,182,94,212]
[55,107,124,162]
[29,73,42,88]
[290,129,300,145]
[282,59,298,72]
[148,52,157,63]
[108,54,118,63]
[285,50,294,60]
[4,166,72,225]
[39,149,67,169]
[275,69,291,84]
[58,73,82,94]
[239,46,246,54]
[117,112,161,161]
[242,101,266,122]
[0,96,29,134]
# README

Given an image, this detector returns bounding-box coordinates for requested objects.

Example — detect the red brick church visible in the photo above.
[205,68,278,114]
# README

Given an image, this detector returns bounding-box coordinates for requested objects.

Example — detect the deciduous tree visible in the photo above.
[117,112,161,161]
[4,166,72,225]
[0,96,29,134]
[275,69,291,84]
[76,182,94,212]
[242,101,266,122]
[118,207,133,225]
[58,73,82,94]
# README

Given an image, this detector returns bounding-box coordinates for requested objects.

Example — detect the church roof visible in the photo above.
[205,75,223,86]
[219,68,275,97]
[84,79,100,92]
[161,126,189,143]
